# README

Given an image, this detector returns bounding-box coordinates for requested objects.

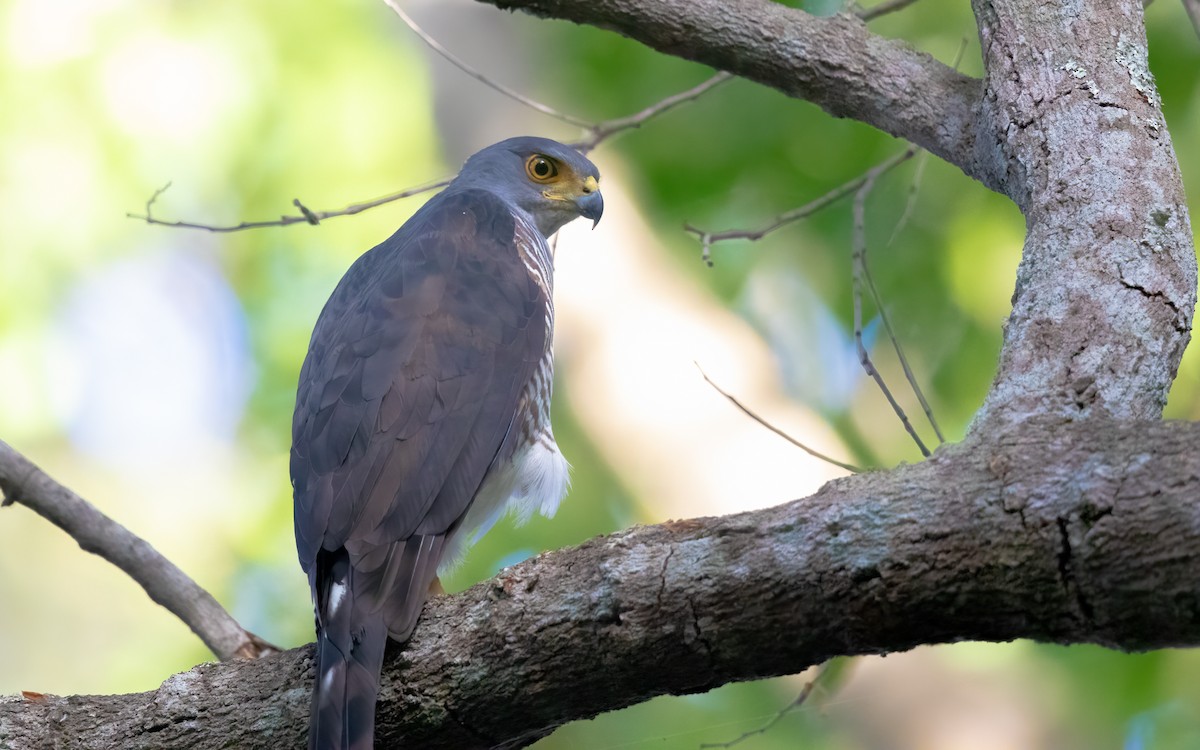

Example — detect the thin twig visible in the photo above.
[1183,0,1200,38]
[0,440,277,661]
[695,364,863,473]
[144,181,172,217]
[128,179,450,233]
[382,0,593,128]
[129,74,727,232]
[886,150,927,248]
[698,665,828,749]
[573,72,733,153]
[852,158,931,458]
[685,149,914,266]
[865,40,968,446]
[883,36,966,247]
[126,0,928,236]
[880,148,943,443]
[688,148,940,452]
[857,0,923,21]
[885,40,964,248]
[860,259,946,444]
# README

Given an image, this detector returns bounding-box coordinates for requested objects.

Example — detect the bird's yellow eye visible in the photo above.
[525,155,558,182]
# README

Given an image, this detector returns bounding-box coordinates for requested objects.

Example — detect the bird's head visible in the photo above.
[453,136,603,238]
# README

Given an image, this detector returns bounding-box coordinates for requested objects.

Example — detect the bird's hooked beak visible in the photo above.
[575,175,604,229]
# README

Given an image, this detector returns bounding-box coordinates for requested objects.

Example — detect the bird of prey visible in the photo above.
[290,136,602,750]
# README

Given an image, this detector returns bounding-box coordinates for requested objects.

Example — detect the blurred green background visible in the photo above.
[1,0,1198,747]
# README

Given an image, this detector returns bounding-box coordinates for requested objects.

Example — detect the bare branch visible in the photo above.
[860,257,946,444]
[966,0,1194,427]
[698,665,828,749]
[127,179,450,233]
[688,146,943,449]
[883,36,971,249]
[885,150,927,248]
[128,73,726,233]
[5,418,1200,748]
[482,0,993,191]
[857,0,922,21]
[880,38,972,251]
[848,37,954,448]
[684,149,914,266]
[1184,0,1200,38]
[695,364,863,473]
[852,155,931,457]
[573,72,733,152]
[865,149,947,445]
[143,181,172,218]
[131,0,943,236]
[0,440,276,661]
[382,0,593,128]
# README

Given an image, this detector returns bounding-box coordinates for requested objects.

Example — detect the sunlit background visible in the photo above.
[1,0,1199,747]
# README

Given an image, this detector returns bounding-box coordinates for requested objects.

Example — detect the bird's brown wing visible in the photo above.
[291,187,549,638]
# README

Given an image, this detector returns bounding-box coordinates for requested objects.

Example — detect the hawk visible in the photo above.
[290,136,602,750]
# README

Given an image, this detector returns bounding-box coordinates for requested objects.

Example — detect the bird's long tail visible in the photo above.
[309,550,388,750]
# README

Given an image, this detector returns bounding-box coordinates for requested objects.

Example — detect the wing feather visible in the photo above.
[291,188,549,637]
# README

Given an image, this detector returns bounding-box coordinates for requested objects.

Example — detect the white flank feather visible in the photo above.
[440,434,570,572]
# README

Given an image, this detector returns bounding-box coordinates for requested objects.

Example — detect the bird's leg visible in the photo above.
[428,576,445,596]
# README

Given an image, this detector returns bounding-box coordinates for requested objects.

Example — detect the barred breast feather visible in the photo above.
[441,210,569,567]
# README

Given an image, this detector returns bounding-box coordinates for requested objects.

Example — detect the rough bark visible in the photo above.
[969,0,1196,427]
[2,0,1197,747]
[485,0,994,190]
[3,419,1199,749]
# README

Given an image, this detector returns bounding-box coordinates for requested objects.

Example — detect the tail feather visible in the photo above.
[307,536,446,748]
[310,550,388,750]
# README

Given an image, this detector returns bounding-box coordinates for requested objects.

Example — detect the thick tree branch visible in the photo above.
[479,0,994,190]
[968,0,1195,427]
[4,419,1199,749]
[0,441,275,662]
[9,1,1196,747]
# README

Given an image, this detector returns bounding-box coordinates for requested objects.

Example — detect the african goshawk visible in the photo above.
[290,136,602,750]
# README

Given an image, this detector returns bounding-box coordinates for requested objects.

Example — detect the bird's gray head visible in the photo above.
[451,136,603,238]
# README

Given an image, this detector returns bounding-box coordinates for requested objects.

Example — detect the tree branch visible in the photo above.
[479,0,994,190]
[126,71,726,233]
[18,1,1195,748]
[698,664,827,749]
[1184,0,1200,38]
[851,155,932,457]
[684,149,914,265]
[859,0,923,21]
[572,72,731,152]
[695,365,864,473]
[126,179,452,233]
[4,418,1199,749]
[0,441,275,662]
[383,0,594,127]
[967,0,1195,427]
